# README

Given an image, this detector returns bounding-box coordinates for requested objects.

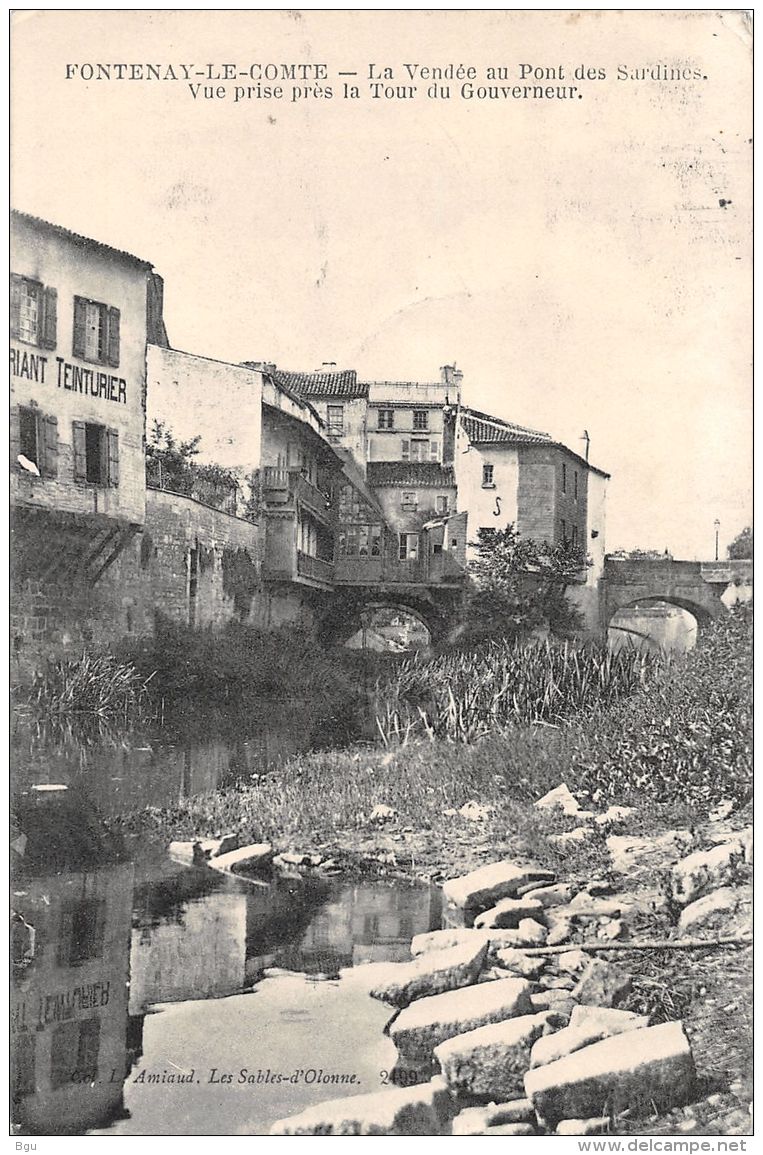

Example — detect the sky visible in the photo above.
[11,10,752,558]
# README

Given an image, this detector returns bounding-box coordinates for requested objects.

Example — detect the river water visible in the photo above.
[11,700,445,1136]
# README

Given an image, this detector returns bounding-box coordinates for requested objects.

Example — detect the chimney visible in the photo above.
[441,364,464,399]
[319,361,338,372]
[247,361,277,375]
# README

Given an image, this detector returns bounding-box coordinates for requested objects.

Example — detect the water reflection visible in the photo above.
[11,784,441,1136]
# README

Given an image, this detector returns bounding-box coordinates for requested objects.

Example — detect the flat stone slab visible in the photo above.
[452,1100,534,1135]
[209,842,274,874]
[410,928,488,957]
[557,1117,611,1135]
[671,842,746,906]
[524,1021,695,1127]
[270,1077,452,1135]
[443,861,555,924]
[493,949,547,980]
[535,783,584,816]
[474,897,545,929]
[572,958,632,1007]
[391,976,533,1063]
[435,1012,548,1099]
[369,938,489,1008]
[677,886,751,937]
[606,830,693,877]
[530,1008,650,1068]
[522,883,575,908]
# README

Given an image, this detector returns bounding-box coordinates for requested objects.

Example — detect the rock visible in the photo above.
[209,842,273,874]
[671,842,746,906]
[474,897,545,929]
[546,914,573,946]
[606,830,693,877]
[597,920,624,941]
[677,886,751,937]
[557,1117,610,1135]
[484,1122,536,1135]
[741,827,753,865]
[709,800,735,822]
[516,918,548,946]
[410,928,488,957]
[435,1013,548,1099]
[572,958,632,1007]
[538,975,575,990]
[274,851,311,868]
[369,938,489,1008]
[570,1004,651,1033]
[452,1098,535,1134]
[214,833,239,856]
[531,991,576,1012]
[522,882,575,908]
[530,1008,651,1068]
[390,976,533,1063]
[535,783,584,816]
[169,838,222,866]
[443,861,555,924]
[557,949,589,974]
[566,892,633,919]
[459,800,493,822]
[369,804,397,823]
[493,949,547,980]
[270,1076,453,1135]
[525,1021,695,1127]
[594,806,635,827]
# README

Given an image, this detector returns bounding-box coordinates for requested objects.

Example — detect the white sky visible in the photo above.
[11,10,752,558]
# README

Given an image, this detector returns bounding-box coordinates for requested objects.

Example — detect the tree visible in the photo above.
[145,420,201,493]
[727,526,752,560]
[460,524,588,645]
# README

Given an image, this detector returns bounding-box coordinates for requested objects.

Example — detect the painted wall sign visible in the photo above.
[10,345,127,404]
[11,981,111,1031]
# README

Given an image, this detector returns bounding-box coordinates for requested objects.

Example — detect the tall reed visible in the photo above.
[375,637,661,743]
[23,653,153,721]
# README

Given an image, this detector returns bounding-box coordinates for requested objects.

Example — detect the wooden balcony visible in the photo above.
[296,551,335,586]
[261,467,333,526]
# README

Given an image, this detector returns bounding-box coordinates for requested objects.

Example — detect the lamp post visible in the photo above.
[714,519,720,562]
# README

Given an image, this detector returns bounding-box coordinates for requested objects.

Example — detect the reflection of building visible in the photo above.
[11,790,134,1135]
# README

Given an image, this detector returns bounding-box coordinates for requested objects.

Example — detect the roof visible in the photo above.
[11,209,154,270]
[270,368,368,399]
[367,462,456,489]
[460,406,551,445]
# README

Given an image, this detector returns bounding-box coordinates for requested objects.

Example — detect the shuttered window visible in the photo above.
[72,422,119,486]
[10,275,57,349]
[50,1019,101,1089]
[73,297,120,367]
[57,899,107,967]
[12,406,58,478]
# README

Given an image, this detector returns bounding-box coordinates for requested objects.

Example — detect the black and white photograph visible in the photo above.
[10,9,752,1142]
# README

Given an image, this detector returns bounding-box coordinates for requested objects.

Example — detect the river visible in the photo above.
[11,698,444,1136]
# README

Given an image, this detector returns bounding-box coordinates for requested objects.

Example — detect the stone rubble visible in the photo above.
[271,817,751,1137]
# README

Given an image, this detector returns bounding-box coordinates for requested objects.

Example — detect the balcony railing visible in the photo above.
[261,467,333,524]
[334,552,464,586]
[297,551,335,585]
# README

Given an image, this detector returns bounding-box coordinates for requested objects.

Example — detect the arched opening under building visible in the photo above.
[344,605,432,654]
[608,600,699,656]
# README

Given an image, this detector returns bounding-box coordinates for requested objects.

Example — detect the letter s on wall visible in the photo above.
[493,496,502,517]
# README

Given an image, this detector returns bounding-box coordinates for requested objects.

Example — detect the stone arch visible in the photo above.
[606,594,715,629]
[320,586,463,647]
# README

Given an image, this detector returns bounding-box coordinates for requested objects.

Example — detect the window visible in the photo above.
[14,406,58,478]
[482,463,494,487]
[429,439,439,461]
[326,404,344,435]
[58,899,106,967]
[562,463,567,493]
[571,525,579,549]
[72,421,119,486]
[410,439,429,462]
[435,495,449,514]
[73,297,120,367]
[377,409,394,429]
[339,524,381,557]
[574,470,579,500]
[12,1034,35,1100]
[560,519,567,544]
[10,274,57,349]
[401,491,418,510]
[413,409,429,431]
[399,533,419,561]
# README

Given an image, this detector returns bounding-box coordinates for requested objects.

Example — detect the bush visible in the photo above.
[22,653,152,721]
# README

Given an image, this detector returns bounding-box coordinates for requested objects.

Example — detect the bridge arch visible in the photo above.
[319,586,463,649]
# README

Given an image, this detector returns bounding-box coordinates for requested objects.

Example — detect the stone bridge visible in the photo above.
[601,557,753,631]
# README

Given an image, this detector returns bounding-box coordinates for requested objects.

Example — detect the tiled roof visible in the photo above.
[460,407,551,445]
[367,462,456,489]
[11,209,154,270]
[274,369,368,399]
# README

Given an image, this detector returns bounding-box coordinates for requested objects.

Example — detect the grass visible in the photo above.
[19,653,153,722]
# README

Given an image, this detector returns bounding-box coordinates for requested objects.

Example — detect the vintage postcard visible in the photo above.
[10,9,752,1144]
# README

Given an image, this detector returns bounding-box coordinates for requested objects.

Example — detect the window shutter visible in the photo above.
[42,415,58,478]
[57,906,75,967]
[41,287,57,349]
[10,275,22,339]
[401,439,410,461]
[106,307,120,367]
[72,420,87,482]
[107,428,120,486]
[73,297,87,358]
[430,440,439,461]
[9,406,20,467]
